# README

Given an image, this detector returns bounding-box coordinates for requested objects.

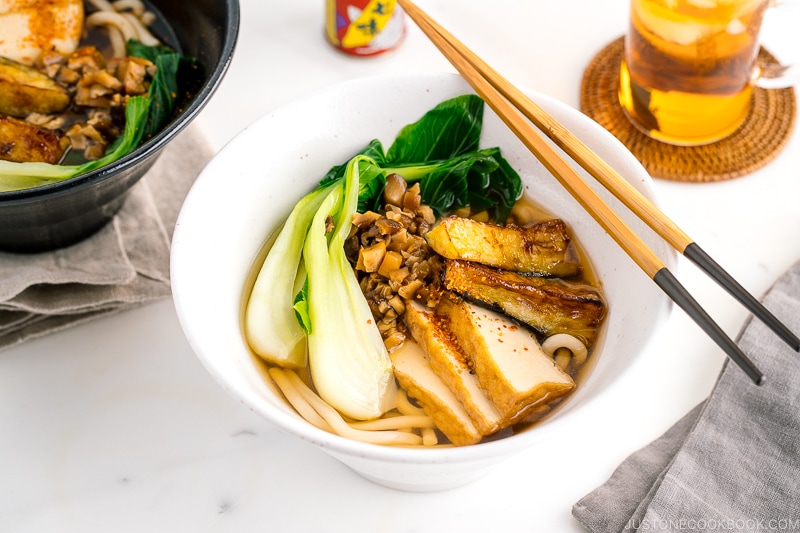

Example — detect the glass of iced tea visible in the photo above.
[619,0,798,146]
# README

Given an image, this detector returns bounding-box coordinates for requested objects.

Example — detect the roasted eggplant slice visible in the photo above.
[425,216,581,277]
[442,259,605,345]
[0,115,66,163]
[0,56,71,118]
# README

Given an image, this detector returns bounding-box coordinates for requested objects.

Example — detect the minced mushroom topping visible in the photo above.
[345,173,445,351]
[34,45,155,161]
[345,173,554,353]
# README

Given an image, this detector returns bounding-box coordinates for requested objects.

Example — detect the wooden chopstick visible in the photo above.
[397,0,770,385]
[398,0,799,355]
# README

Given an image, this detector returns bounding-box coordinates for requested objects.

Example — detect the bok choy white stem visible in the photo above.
[304,156,397,420]
[245,183,334,368]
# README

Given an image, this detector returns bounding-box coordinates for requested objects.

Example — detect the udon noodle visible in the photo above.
[85,0,161,58]
[269,367,443,447]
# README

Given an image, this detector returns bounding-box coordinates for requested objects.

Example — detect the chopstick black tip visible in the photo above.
[654,268,765,386]
[684,243,800,351]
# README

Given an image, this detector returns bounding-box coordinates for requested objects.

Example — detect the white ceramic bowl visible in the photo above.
[171,73,675,492]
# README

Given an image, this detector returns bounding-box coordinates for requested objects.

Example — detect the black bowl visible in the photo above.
[0,0,239,253]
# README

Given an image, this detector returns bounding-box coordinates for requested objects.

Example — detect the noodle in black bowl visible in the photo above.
[171,73,676,492]
[0,0,239,252]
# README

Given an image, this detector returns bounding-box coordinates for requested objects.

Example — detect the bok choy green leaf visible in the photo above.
[319,94,522,222]
[127,40,189,140]
[384,92,483,162]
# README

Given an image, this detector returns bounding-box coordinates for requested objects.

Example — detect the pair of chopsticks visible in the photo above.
[397,0,800,385]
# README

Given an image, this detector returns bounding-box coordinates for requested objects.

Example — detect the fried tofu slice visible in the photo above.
[404,300,503,435]
[443,259,606,346]
[438,296,575,418]
[0,56,71,117]
[0,0,84,66]
[425,216,581,277]
[389,341,482,446]
[0,114,65,163]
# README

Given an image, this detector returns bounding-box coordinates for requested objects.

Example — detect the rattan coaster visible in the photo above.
[580,37,797,182]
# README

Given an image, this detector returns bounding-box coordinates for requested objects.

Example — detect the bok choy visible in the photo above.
[247,155,395,419]
[304,156,396,420]
[244,94,522,421]
[244,183,335,369]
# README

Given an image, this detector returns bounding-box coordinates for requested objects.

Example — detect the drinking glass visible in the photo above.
[619,0,798,146]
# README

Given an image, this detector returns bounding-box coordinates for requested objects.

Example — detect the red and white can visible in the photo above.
[325,0,406,57]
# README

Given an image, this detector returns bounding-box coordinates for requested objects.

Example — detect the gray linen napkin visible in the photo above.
[0,125,214,352]
[573,260,800,532]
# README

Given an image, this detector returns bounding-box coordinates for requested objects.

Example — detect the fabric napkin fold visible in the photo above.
[573,260,800,532]
[0,125,214,352]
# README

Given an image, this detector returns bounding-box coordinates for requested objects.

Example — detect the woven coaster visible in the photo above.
[580,36,797,182]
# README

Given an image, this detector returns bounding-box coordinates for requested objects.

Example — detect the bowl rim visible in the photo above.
[172,71,676,466]
[0,0,241,203]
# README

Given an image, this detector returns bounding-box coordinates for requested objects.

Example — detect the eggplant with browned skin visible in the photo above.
[425,215,581,277]
[442,259,605,346]
[0,57,70,118]
[0,115,66,163]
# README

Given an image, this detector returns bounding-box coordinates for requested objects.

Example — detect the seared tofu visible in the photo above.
[404,300,503,435]
[389,341,482,446]
[438,297,575,418]
[0,114,65,163]
[425,216,581,277]
[0,0,84,66]
[443,259,606,346]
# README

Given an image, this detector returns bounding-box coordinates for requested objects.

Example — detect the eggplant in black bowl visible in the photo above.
[0,0,239,252]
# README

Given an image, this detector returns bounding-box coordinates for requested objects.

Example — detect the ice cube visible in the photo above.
[687,0,719,8]
[727,18,746,34]
[638,6,720,45]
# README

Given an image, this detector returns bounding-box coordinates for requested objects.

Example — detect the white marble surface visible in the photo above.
[2,0,799,531]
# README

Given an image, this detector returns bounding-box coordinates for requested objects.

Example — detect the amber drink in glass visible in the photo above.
[619,0,769,145]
